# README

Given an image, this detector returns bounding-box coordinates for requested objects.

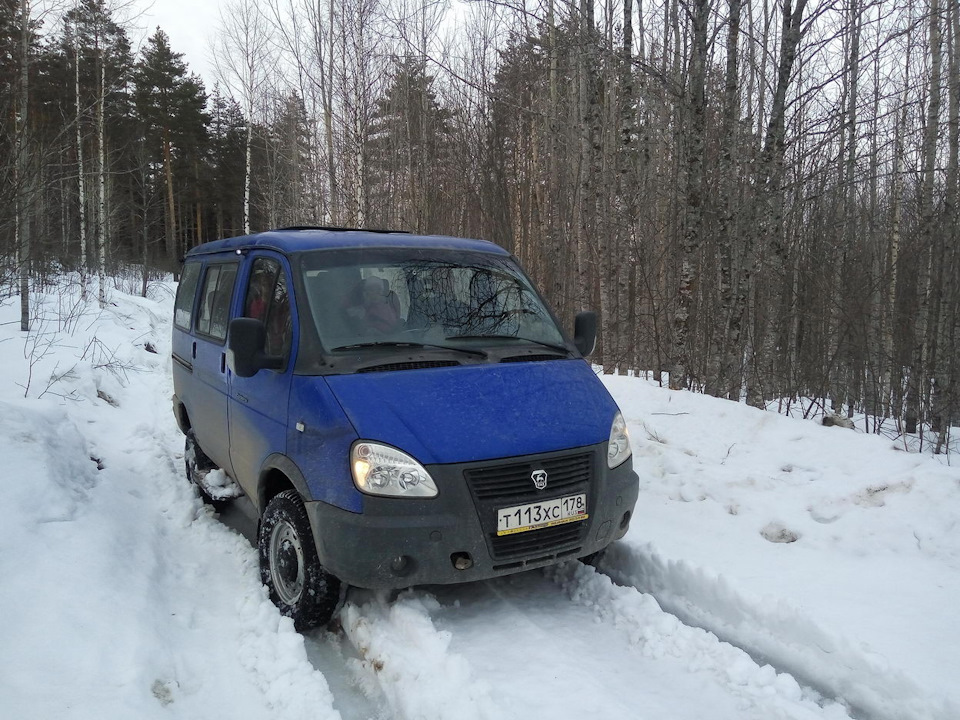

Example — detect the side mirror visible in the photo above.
[573,311,597,357]
[227,317,283,377]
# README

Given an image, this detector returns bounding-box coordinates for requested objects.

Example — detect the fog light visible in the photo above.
[451,552,473,570]
[595,520,611,542]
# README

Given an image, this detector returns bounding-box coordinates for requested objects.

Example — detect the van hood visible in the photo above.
[324,359,618,465]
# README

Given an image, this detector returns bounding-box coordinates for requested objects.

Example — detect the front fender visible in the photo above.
[258,453,314,511]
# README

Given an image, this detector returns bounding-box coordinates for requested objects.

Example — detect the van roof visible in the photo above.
[183,227,510,258]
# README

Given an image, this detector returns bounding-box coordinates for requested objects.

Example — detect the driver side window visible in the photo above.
[244,257,292,366]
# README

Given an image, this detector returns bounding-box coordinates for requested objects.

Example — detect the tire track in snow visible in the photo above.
[215,499,396,720]
[340,592,502,720]
[338,568,857,720]
[301,623,395,720]
[595,541,960,720]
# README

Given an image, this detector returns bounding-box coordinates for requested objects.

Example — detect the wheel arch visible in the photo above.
[173,395,191,434]
[258,454,312,512]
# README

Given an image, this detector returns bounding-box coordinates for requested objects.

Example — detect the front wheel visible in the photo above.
[259,490,341,630]
[579,547,607,568]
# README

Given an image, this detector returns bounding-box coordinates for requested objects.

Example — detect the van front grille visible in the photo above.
[464,452,591,501]
[461,448,595,562]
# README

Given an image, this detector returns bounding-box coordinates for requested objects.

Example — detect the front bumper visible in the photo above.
[305,442,639,589]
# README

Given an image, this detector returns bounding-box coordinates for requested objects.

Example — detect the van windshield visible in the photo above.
[298,249,567,355]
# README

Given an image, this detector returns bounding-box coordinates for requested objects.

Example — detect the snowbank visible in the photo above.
[603,374,960,720]
[0,279,339,720]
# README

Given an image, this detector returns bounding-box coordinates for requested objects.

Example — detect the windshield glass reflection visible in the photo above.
[300,251,566,353]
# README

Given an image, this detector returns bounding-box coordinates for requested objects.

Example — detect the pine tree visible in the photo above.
[366,57,454,232]
[133,29,208,264]
[209,85,246,238]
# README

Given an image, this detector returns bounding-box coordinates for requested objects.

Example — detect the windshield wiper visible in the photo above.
[332,341,488,358]
[446,335,571,355]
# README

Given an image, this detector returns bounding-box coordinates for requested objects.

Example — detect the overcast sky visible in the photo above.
[129,0,223,87]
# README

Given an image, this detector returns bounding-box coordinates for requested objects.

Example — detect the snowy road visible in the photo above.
[219,496,850,720]
[218,487,854,720]
[217,459,854,720]
[334,564,854,720]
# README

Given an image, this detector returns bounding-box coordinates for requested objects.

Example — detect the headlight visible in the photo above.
[351,441,438,498]
[607,412,632,469]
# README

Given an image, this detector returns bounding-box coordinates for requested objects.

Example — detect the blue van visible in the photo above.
[171,227,638,629]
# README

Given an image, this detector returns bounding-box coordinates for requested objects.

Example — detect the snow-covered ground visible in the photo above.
[1,277,957,720]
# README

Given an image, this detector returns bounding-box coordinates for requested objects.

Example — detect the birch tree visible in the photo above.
[906,0,943,434]
[215,0,272,235]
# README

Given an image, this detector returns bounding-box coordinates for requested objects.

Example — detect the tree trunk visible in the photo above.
[325,0,338,223]
[938,0,960,450]
[616,0,635,374]
[746,0,808,408]
[244,119,252,234]
[906,0,943,435]
[75,10,88,300]
[97,49,107,306]
[163,129,177,263]
[885,89,908,418]
[575,0,594,315]
[833,0,862,412]
[671,0,710,390]
[17,0,31,332]
[708,0,741,399]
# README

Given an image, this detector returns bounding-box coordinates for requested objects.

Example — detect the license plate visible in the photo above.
[496,493,588,536]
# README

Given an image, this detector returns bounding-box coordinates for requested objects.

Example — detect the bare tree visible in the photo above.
[905,0,943,434]
[15,0,33,331]
[214,0,273,234]
[73,3,89,300]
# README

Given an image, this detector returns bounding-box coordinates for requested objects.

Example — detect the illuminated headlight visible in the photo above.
[607,412,632,469]
[351,442,438,498]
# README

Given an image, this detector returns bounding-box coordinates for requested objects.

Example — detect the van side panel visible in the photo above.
[286,376,362,512]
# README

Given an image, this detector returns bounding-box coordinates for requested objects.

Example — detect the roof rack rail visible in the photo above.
[274,225,411,234]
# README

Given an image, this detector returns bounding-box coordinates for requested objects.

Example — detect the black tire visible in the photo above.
[580,547,607,568]
[259,490,341,631]
[184,430,231,509]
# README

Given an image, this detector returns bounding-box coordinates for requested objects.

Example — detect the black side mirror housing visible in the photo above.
[574,311,597,357]
[227,317,283,377]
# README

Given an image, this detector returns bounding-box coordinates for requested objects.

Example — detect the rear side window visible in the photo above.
[174,262,202,330]
[196,263,238,342]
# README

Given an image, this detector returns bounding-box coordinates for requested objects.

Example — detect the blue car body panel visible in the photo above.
[286,375,361,511]
[185,228,510,258]
[325,359,616,465]
[286,359,617,514]
[228,252,297,493]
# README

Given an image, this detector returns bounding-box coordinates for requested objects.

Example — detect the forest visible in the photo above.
[1,0,958,449]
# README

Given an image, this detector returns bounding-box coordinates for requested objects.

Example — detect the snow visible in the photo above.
[0,279,339,720]
[1,276,958,720]
[602,376,960,720]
